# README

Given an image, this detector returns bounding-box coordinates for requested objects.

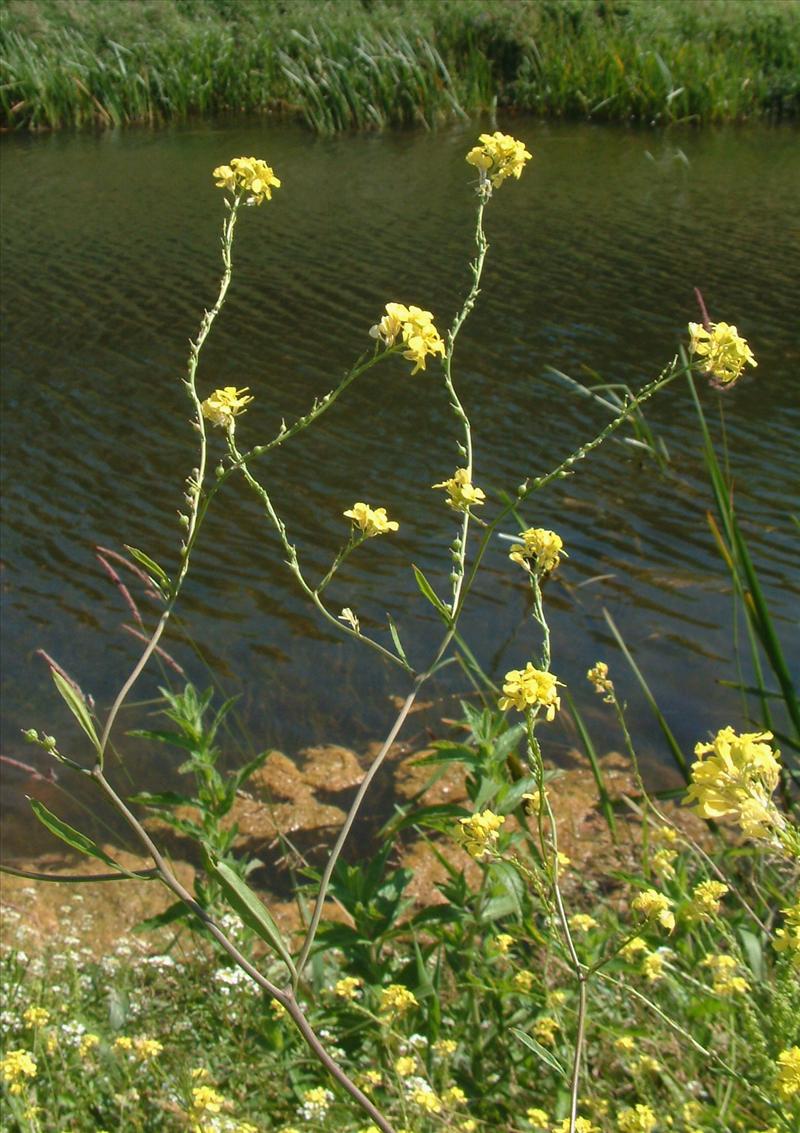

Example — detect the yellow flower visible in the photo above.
[513,969,536,993]
[0,1049,37,1095]
[455,809,505,859]
[687,879,729,920]
[688,320,756,387]
[557,852,571,873]
[466,131,533,189]
[379,984,418,1018]
[651,847,677,880]
[642,952,666,982]
[499,663,562,719]
[587,661,615,702]
[632,888,675,932]
[533,1016,559,1046]
[527,1109,549,1128]
[79,1033,100,1057]
[509,528,565,573]
[618,1104,657,1133]
[113,1036,134,1052]
[460,1122,477,1132]
[410,1086,442,1113]
[343,502,399,538]
[190,1084,226,1117]
[333,976,362,1000]
[444,1086,467,1105]
[632,1055,661,1075]
[569,914,598,933]
[394,1055,417,1077]
[495,932,514,954]
[213,156,281,205]
[776,1047,800,1100]
[201,386,254,428]
[615,1035,635,1053]
[703,953,748,996]
[773,900,800,967]
[433,1038,457,1056]
[551,1119,599,1133]
[133,1036,163,1059]
[370,302,446,373]
[432,468,486,511]
[22,1006,50,1028]
[685,727,782,840]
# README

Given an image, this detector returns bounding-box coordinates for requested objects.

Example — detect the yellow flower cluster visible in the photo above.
[466,131,533,189]
[569,913,598,933]
[618,1104,657,1133]
[776,1047,800,1100]
[455,809,505,859]
[0,1049,37,1095]
[370,302,446,374]
[587,661,615,702]
[433,1038,458,1056]
[688,879,728,920]
[495,932,514,954]
[631,888,675,932]
[533,1016,559,1046]
[527,1108,549,1128]
[774,900,800,967]
[509,528,564,573]
[22,1006,50,1028]
[201,386,254,429]
[379,984,418,1018]
[685,727,782,840]
[432,468,486,511]
[333,976,362,999]
[688,321,756,387]
[213,156,281,205]
[113,1035,163,1059]
[642,952,666,982]
[343,502,399,538]
[410,1086,442,1114]
[394,1056,416,1077]
[499,663,562,719]
[651,847,677,880]
[513,969,536,993]
[703,953,748,997]
[551,1119,599,1133]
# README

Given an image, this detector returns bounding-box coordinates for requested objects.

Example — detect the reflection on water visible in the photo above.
[1,120,798,856]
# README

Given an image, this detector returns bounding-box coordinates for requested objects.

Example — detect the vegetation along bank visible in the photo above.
[2,0,799,133]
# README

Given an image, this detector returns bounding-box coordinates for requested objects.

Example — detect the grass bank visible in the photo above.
[2,0,799,133]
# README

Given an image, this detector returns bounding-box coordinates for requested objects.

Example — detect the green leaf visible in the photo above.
[411,564,452,623]
[511,1027,567,1077]
[128,791,193,810]
[133,900,189,934]
[383,803,470,836]
[51,670,100,754]
[203,851,297,979]
[386,613,408,664]
[488,859,525,918]
[127,728,201,753]
[30,800,124,871]
[124,545,171,592]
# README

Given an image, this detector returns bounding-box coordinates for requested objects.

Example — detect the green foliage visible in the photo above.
[2,0,799,130]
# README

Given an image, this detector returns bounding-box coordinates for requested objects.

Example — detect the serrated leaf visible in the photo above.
[411,564,452,623]
[30,800,122,871]
[203,852,296,979]
[124,545,171,592]
[51,670,100,753]
[511,1027,567,1076]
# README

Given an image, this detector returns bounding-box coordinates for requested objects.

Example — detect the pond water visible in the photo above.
[1,119,798,858]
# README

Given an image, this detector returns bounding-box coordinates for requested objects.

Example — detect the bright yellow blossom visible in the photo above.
[495,932,514,954]
[333,976,362,1000]
[133,1036,163,1059]
[774,900,800,967]
[632,889,675,932]
[432,468,486,511]
[569,913,598,933]
[527,1109,549,1128]
[513,970,536,993]
[455,809,505,859]
[685,727,782,841]
[633,1055,661,1075]
[370,302,446,374]
[688,879,729,920]
[201,386,254,428]
[213,156,281,205]
[343,502,399,537]
[410,1086,442,1113]
[22,1006,50,1028]
[113,1036,134,1052]
[642,952,666,982]
[433,1039,457,1056]
[379,984,418,1018]
[444,1086,467,1105]
[615,1035,635,1053]
[509,528,565,573]
[466,131,532,189]
[620,936,648,961]
[618,1104,657,1133]
[0,1049,37,1095]
[688,321,756,387]
[551,1119,600,1133]
[394,1056,416,1077]
[703,953,748,996]
[776,1047,800,1100]
[499,663,562,719]
[587,661,615,701]
[651,847,677,880]
[79,1033,100,1057]
[534,1016,559,1046]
